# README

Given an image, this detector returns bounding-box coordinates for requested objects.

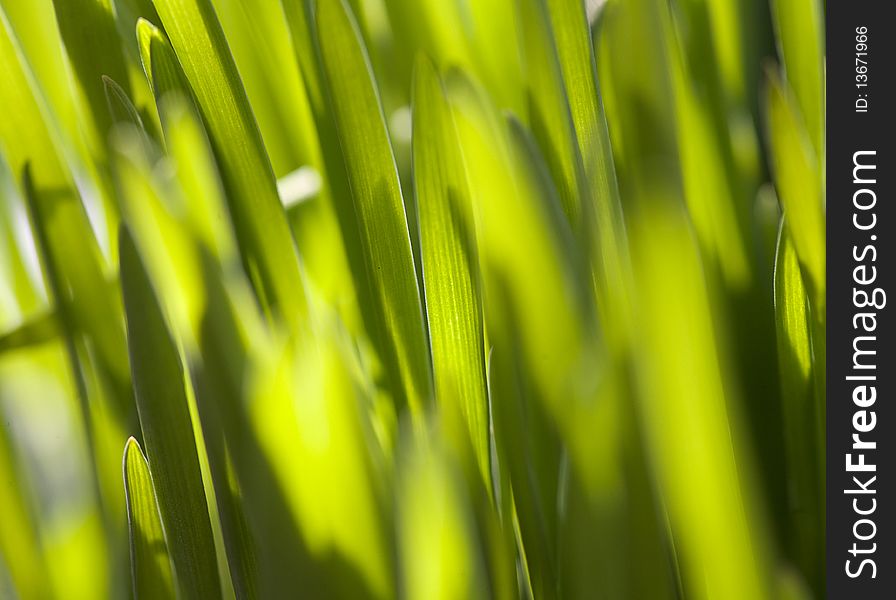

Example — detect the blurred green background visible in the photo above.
[0,0,825,598]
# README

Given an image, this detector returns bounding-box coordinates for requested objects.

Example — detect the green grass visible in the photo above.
[0,0,825,598]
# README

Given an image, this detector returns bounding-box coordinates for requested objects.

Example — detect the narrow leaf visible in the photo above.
[148,0,308,329]
[120,227,222,599]
[316,0,432,410]
[773,222,822,590]
[123,437,176,600]
[515,0,586,233]
[544,0,632,349]
[764,69,825,309]
[51,0,131,146]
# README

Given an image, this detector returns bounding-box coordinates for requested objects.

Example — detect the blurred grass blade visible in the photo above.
[159,95,237,264]
[666,17,752,290]
[316,0,432,410]
[630,200,773,600]
[0,309,58,353]
[192,260,297,596]
[148,0,308,330]
[0,6,132,414]
[544,0,632,348]
[51,0,131,149]
[2,14,132,572]
[769,0,824,156]
[467,0,525,115]
[446,68,586,405]
[123,437,176,600]
[764,69,824,310]
[397,428,489,600]
[207,0,356,330]
[2,0,122,252]
[250,325,394,599]
[120,227,222,598]
[411,56,489,482]
[0,421,51,600]
[194,258,390,598]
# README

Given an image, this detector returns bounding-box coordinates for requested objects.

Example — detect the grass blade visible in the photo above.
[51,0,131,148]
[764,69,825,310]
[515,0,586,234]
[316,0,432,410]
[773,222,822,593]
[769,0,824,156]
[397,428,489,600]
[0,5,132,415]
[629,200,773,600]
[148,0,308,329]
[120,227,221,599]
[544,0,631,347]
[0,421,51,599]
[411,56,489,481]
[123,437,176,600]
[2,18,132,581]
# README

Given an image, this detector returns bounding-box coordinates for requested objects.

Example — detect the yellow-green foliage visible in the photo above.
[0,0,824,598]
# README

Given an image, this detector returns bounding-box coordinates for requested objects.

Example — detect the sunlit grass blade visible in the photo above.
[411,56,489,481]
[123,437,176,600]
[763,69,825,311]
[396,427,490,600]
[769,0,824,157]
[136,18,188,102]
[543,0,617,197]
[208,0,318,177]
[148,0,308,330]
[0,309,58,353]
[446,71,586,597]
[1,0,121,252]
[316,0,432,410]
[194,257,391,598]
[158,95,237,264]
[119,227,221,599]
[544,0,632,349]
[207,0,357,330]
[0,420,51,600]
[629,199,773,600]
[665,17,752,291]
[773,222,822,593]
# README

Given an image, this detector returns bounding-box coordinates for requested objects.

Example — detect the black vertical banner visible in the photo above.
[827,1,895,598]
